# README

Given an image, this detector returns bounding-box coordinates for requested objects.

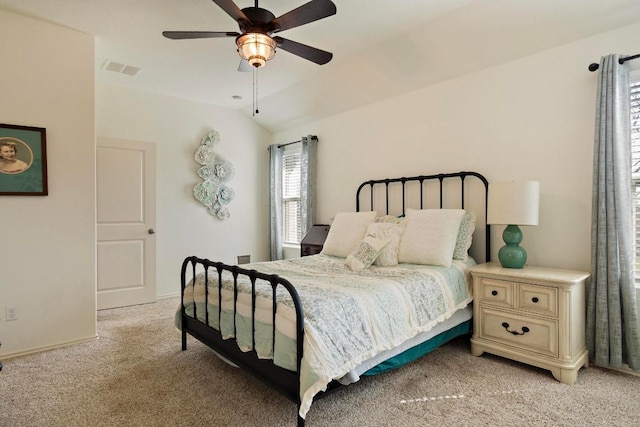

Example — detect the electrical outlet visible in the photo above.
[6,306,17,321]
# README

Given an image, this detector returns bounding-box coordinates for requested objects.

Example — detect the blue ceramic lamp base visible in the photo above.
[498,224,527,269]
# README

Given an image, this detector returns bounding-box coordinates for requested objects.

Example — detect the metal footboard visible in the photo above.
[180,256,308,425]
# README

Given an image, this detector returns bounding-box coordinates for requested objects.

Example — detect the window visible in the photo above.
[283,150,302,244]
[631,76,640,285]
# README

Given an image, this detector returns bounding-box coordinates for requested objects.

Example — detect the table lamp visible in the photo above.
[487,181,540,269]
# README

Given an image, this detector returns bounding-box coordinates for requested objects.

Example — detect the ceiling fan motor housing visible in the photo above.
[239,7,278,33]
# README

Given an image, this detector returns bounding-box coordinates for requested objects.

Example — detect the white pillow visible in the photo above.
[344,235,390,271]
[453,211,476,261]
[321,211,377,258]
[366,221,406,266]
[398,209,466,267]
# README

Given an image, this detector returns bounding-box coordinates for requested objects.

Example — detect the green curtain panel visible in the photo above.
[588,54,640,371]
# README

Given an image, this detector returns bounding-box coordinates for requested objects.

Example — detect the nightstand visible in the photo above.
[300,224,330,257]
[469,262,590,384]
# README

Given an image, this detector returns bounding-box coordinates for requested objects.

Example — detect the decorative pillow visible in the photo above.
[453,211,477,261]
[321,211,377,258]
[374,215,404,224]
[397,209,466,267]
[366,221,406,266]
[344,235,390,272]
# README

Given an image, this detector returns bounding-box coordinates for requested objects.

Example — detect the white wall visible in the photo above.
[274,21,640,274]
[0,10,96,357]
[96,83,272,297]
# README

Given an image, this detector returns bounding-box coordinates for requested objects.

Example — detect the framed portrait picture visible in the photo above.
[0,123,48,196]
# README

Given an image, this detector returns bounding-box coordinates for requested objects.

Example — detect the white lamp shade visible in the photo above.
[487,180,540,226]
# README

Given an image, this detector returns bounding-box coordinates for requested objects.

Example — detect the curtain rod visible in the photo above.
[277,135,317,149]
[588,53,640,71]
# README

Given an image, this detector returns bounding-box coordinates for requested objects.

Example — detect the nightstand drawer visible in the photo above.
[480,307,558,357]
[517,283,558,317]
[477,278,514,307]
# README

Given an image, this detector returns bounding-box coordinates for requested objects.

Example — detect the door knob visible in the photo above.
[148,228,155,234]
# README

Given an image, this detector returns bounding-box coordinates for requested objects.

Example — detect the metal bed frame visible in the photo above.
[180,171,490,426]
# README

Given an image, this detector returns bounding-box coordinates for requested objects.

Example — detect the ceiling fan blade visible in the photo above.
[212,0,251,25]
[274,36,332,65]
[163,31,239,40]
[271,0,336,33]
[238,59,253,72]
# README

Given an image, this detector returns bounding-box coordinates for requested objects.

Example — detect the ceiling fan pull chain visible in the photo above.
[253,66,259,115]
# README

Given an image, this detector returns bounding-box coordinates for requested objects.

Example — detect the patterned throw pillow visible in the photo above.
[344,235,390,272]
[374,215,404,224]
[453,211,476,261]
[366,221,406,266]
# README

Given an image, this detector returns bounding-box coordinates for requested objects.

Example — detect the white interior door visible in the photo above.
[97,137,156,310]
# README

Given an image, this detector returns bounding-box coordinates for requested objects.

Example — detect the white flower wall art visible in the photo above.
[193,130,235,220]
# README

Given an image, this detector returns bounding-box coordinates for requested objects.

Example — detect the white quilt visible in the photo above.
[180,254,473,419]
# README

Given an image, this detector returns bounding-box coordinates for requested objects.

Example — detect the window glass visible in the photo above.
[283,151,302,244]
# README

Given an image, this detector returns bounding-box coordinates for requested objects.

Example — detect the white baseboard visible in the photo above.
[157,292,180,300]
[0,335,98,361]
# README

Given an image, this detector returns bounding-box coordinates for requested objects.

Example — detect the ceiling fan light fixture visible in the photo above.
[236,33,276,68]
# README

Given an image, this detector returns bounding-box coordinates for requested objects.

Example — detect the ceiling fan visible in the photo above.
[163,0,337,70]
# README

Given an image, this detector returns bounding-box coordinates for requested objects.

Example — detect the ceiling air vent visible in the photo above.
[101,60,141,77]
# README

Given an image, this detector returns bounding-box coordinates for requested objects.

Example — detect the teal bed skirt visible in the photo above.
[363,319,471,376]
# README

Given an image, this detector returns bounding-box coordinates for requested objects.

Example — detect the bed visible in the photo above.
[179,171,491,426]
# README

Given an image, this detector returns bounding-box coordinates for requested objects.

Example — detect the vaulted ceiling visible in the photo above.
[2,0,640,131]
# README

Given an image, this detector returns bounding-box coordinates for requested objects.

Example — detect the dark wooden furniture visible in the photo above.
[180,171,490,427]
[300,224,330,256]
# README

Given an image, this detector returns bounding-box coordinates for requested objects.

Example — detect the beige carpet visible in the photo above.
[1,297,639,427]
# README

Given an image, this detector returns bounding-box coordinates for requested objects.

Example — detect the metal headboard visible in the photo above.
[355,171,491,262]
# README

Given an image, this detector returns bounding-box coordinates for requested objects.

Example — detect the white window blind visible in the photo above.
[283,151,302,244]
[631,79,640,285]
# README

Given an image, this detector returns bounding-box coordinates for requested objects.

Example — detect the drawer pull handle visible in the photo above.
[501,322,530,336]
[532,297,539,303]
[491,290,498,296]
